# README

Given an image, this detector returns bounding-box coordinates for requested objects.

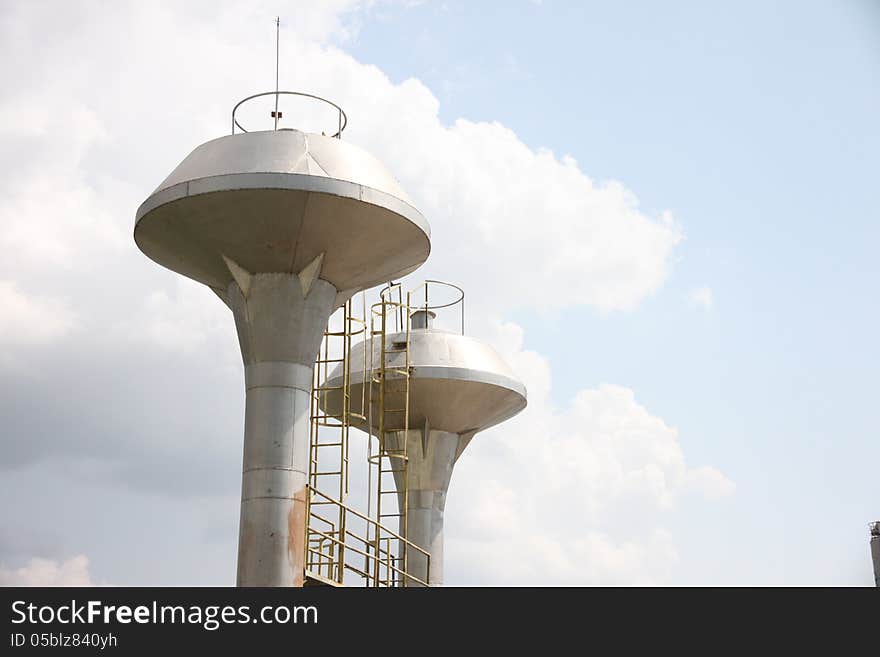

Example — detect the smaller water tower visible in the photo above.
[322,281,527,585]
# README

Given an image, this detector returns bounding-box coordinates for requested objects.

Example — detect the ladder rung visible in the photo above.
[314,442,343,447]
[313,471,342,476]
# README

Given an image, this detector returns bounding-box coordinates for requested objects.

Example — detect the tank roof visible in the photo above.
[324,328,527,435]
[135,129,430,297]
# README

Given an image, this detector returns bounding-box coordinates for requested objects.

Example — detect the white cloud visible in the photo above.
[685,465,737,499]
[0,555,96,586]
[0,280,78,345]
[689,285,714,310]
[450,529,678,586]
[441,321,734,584]
[116,278,233,354]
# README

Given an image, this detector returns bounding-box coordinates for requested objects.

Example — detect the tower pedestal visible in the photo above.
[386,428,474,586]
[226,271,336,587]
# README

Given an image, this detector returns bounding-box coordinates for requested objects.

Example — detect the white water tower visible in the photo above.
[322,282,527,584]
[135,92,430,586]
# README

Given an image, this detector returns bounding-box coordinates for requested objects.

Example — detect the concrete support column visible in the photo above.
[386,428,474,586]
[225,271,337,587]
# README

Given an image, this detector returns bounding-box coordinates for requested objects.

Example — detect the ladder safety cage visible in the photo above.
[306,297,365,584]
[407,279,465,335]
[305,289,429,586]
[367,283,414,586]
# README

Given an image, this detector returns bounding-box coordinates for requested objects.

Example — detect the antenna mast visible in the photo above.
[274,16,280,130]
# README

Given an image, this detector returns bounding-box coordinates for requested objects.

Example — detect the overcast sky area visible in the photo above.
[0,0,878,586]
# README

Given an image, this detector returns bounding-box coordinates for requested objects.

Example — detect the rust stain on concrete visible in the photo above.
[288,487,307,587]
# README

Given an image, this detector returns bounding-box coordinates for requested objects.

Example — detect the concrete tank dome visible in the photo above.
[135,128,430,298]
[327,326,527,435]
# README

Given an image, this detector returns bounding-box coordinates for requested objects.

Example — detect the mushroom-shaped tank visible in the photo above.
[323,303,526,585]
[135,129,430,297]
[134,97,430,588]
[326,326,527,436]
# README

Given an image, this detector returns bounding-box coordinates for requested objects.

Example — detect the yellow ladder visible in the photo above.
[367,284,412,586]
[305,288,427,587]
[307,297,367,584]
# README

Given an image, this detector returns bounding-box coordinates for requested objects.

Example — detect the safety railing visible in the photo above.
[367,284,412,584]
[305,487,430,587]
[231,91,348,137]
[306,282,466,587]
[380,279,465,335]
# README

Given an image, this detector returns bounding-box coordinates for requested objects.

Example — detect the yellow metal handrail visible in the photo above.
[306,292,429,586]
[305,486,430,587]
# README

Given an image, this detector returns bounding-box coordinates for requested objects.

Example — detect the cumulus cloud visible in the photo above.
[440,322,733,584]
[0,0,728,585]
[116,278,231,353]
[685,465,737,499]
[689,285,714,310]
[450,528,679,586]
[0,280,78,346]
[0,555,96,587]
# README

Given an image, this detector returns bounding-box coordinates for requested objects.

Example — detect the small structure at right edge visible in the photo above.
[871,521,880,587]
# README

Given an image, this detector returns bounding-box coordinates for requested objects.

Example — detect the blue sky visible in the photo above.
[0,0,877,586]
[346,0,880,584]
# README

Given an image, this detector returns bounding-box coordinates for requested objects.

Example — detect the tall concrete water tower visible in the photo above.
[323,282,527,585]
[134,92,430,586]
